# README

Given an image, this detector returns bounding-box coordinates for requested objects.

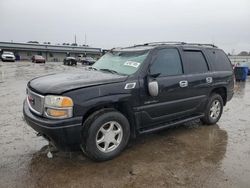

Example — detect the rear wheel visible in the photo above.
[81,109,130,161]
[201,93,223,125]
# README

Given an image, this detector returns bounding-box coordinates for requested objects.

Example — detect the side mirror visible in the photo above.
[147,65,160,96]
[148,80,159,97]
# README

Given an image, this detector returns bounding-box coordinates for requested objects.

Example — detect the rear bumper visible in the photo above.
[34,60,45,63]
[23,100,83,150]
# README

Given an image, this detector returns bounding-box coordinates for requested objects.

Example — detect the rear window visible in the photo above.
[206,49,232,71]
[183,51,208,74]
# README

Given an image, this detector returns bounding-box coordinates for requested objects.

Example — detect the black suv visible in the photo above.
[23,42,234,161]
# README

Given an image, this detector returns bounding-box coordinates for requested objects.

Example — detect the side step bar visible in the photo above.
[139,114,204,134]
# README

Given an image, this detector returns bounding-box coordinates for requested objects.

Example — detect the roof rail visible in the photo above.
[131,42,218,48]
[184,43,218,48]
[116,42,218,51]
[143,41,186,46]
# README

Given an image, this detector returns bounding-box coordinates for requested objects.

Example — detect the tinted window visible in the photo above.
[183,51,208,74]
[206,49,232,71]
[150,48,182,76]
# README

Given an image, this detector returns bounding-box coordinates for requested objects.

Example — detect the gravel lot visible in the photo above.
[0,61,250,188]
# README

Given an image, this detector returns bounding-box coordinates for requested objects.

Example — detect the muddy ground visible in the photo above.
[0,61,250,188]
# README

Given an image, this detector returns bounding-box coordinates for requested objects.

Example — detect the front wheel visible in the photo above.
[81,110,130,161]
[201,93,223,125]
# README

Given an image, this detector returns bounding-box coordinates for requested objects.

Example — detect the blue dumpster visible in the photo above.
[234,66,248,81]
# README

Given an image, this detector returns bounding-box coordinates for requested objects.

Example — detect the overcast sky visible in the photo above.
[0,0,249,53]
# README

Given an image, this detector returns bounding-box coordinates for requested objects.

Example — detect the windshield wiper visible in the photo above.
[99,68,119,74]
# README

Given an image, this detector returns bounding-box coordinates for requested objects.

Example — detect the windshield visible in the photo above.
[92,50,149,75]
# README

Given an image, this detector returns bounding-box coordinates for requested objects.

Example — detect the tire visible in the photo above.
[81,109,130,161]
[201,93,223,125]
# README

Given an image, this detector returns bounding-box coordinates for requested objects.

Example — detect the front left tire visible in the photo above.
[81,109,130,161]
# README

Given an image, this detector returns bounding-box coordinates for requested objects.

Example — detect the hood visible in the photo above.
[28,70,128,95]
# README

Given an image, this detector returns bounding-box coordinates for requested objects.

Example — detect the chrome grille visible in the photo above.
[27,88,44,115]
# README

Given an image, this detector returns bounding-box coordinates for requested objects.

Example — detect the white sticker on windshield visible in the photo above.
[124,61,141,68]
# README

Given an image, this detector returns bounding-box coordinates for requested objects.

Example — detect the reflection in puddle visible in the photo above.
[19,124,228,187]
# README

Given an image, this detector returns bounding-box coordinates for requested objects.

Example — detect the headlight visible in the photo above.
[44,95,73,119]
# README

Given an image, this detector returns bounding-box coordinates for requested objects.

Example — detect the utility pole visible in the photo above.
[84,34,87,46]
[74,34,77,44]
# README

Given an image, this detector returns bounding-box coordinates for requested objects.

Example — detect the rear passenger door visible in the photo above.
[180,48,212,113]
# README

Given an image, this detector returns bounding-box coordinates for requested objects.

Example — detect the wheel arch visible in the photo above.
[210,87,227,105]
[81,102,137,139]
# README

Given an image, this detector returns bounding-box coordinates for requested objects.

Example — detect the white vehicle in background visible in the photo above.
[1,51,15,62]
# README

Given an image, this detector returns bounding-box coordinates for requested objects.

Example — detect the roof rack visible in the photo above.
[112,42,218,51]
[132,42,218,48]
[143,41,186,46]
[184,43,218,48]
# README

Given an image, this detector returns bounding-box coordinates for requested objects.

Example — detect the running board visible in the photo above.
[139,114,204,134]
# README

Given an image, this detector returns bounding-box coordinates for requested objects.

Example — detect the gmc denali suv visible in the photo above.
[23,42,234,161]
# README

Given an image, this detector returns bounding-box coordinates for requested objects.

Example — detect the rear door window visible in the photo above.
[182,50,208,74]
[206,49,232,71]
[150,48,183,76]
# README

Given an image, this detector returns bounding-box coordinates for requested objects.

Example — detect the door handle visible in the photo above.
[179,80,188,88]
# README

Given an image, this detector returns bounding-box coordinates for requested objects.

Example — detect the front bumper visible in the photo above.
[2,57,15,61]
[23,100,83,151]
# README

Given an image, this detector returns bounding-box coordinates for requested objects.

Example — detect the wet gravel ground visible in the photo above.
[0,61,250,188]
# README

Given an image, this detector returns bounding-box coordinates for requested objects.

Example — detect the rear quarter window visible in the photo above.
[206,49,232,71]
